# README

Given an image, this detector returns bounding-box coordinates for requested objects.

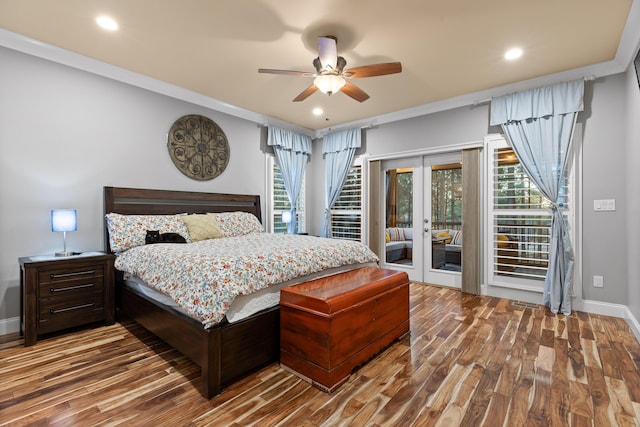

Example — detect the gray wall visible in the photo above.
[625,62,640,318]
[0,47,266,324]
[581,74,629,303]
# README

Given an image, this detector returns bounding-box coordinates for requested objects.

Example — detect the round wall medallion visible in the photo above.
[167,114,230,181]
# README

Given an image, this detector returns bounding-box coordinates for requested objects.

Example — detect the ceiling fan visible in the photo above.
[258,36,402,102]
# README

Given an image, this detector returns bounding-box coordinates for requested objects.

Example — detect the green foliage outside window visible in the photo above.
[431,167,462,230]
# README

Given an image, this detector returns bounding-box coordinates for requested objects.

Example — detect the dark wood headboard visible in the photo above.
[103,186,262,252]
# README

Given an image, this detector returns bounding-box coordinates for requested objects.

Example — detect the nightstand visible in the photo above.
[19,252,115,346]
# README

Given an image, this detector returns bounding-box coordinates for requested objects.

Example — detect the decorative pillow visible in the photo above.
[436,231,452,244]
[431,229,446,238]
[105,213,191,253]
[208,211,263,237]
[497,234,510,248]
[451,230,463,245]
[181,214,223,241]
[385,231,391,243]
[403,228,414,240]
[386,228,404,241]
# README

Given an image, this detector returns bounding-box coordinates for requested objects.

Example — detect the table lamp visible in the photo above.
[51,209,77,256]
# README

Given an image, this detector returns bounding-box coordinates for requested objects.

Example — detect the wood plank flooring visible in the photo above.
[2,282,640,426]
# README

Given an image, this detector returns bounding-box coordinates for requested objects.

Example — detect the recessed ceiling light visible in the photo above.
[312,107,324,116]
[504,48,523,61]
[96,16,119,31]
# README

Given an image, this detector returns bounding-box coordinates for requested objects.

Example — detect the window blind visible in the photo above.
[330,163,362,241]
[489,146,568,283]
[271,161,305,233]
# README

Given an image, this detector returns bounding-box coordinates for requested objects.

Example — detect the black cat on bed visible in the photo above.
[145,230,187,244]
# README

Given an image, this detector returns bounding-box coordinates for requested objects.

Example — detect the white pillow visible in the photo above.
[105,213,191,252]
[207,211,263,237]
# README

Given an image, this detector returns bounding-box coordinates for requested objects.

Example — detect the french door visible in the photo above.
[377,150,474,289]
[423,153,463,288]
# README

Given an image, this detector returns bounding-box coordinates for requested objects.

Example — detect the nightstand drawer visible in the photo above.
[38,264,104,285]
[39,275,104,296]
[38,292,105,333]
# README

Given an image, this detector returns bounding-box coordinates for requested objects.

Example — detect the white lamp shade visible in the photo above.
[281,211,292,224]
[51,209,77,232]
[314,75,346,94]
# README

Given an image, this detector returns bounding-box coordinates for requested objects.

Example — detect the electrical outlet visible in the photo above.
[593,275,604,288]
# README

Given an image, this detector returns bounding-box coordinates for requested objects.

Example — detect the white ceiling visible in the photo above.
[1,0,639,134]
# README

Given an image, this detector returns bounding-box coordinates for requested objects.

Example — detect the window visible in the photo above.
[386,168,413,228]
[268,156,305,233]
[385,167,414,265]
[487,140,572,289]
[330,159,362,241]
[431,164,462,231]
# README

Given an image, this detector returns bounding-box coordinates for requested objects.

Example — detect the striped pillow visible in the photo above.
[387,228,405,241]
[450,230,463,245]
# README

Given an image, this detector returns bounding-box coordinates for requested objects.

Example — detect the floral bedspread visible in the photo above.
[115,233,379,328]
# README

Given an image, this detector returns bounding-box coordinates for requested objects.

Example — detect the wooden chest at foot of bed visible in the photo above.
[280,267,410,392]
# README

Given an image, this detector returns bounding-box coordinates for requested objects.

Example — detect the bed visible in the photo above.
[103,186,378,398]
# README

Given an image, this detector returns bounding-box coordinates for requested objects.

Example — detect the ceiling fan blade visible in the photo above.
[318,36,338,70]
[258,68,316,77]
[341,82,370,102]
[344,62,402,78]
[293,85,318,102]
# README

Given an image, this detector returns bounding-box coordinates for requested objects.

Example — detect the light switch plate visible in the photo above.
[594,199,616,211]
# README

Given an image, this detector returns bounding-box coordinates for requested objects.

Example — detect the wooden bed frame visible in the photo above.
[103,186,280,399]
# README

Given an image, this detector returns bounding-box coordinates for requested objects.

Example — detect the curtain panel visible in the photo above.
[267,127,312,233]
[321,128,362,238]
[490,79,584,315]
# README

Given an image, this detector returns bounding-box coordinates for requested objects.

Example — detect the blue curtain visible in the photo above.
[267,127,312,233]
[321,128,362,238]
[490,79,584,315]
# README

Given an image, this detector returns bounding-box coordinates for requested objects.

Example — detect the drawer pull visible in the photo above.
[50,303,95,314]
[50,283,95,293]
[50,270,96,279]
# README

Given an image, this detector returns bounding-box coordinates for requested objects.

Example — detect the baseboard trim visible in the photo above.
[0,316,20,336]
[575,299,640,342]
[574,299,629,317]
[624,307,640,343]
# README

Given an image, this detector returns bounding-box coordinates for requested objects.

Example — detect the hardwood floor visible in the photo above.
[2,282,640,426]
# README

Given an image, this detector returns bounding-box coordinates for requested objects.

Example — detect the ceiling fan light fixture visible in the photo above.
[314,74,346,95]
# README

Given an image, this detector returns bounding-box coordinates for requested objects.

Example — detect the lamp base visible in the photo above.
[55,251,74,257]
